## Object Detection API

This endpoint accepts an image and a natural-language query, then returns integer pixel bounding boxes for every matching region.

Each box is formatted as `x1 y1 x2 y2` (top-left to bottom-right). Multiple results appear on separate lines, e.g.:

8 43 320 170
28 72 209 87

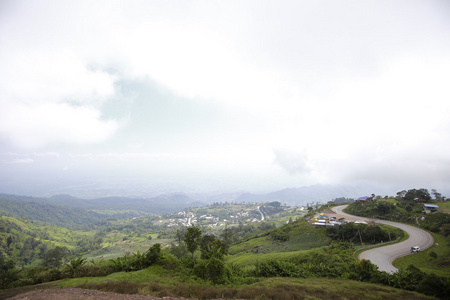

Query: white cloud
0 102 119 148
0 1 122 150
272 57 450 185
0 48 119 149
1 1 450 194
8 158 34 164
0 51 116 104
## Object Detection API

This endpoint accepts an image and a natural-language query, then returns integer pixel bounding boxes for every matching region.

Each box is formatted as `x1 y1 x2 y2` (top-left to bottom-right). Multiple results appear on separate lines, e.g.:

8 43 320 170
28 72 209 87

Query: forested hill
0 197 112 229
0 193 206 215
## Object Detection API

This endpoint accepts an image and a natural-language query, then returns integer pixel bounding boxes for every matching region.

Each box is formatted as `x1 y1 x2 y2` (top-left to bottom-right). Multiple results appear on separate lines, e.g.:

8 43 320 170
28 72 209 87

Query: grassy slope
227 219 329 268
438 201 450 213
393 232 450 277
40 266 432 300
227 248 321 268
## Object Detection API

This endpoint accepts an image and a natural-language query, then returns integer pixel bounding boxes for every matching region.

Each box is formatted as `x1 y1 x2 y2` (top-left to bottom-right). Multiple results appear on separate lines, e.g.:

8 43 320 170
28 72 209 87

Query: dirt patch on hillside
5 288 190 300
4 287 247 300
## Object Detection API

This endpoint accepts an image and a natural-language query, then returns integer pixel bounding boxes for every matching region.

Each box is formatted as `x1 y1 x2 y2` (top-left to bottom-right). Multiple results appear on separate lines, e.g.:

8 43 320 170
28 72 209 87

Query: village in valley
160 201 309 230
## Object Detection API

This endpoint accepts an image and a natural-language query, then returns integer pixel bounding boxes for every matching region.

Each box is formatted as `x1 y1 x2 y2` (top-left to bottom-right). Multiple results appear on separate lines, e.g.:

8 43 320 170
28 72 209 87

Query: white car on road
411 246 420 253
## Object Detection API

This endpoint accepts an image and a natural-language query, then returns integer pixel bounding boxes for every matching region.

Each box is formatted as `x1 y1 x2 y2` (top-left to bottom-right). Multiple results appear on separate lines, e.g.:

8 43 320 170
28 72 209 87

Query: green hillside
0 197 111 229
0 215 100 268
0 193 204 215
0 189 449 299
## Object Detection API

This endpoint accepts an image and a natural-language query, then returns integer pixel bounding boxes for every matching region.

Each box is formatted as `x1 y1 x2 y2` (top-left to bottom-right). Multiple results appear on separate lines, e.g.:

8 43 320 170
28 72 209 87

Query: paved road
331 205 434 273
257 206 265 221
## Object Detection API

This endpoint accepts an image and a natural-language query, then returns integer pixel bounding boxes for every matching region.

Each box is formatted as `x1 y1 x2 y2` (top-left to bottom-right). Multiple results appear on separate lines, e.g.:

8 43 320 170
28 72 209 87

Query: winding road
257 206 265 221
331 205 434 273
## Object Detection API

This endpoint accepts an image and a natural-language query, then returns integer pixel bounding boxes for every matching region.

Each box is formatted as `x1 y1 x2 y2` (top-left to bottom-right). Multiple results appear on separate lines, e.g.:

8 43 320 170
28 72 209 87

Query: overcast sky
1 0 449 197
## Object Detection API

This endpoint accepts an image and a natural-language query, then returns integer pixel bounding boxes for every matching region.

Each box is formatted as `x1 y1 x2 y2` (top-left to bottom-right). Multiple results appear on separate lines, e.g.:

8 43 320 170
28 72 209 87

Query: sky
1 0 450 197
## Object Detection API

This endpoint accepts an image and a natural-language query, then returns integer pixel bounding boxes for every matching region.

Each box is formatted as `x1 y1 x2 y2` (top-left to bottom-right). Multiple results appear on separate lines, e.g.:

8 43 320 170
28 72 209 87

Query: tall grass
75 277 432 300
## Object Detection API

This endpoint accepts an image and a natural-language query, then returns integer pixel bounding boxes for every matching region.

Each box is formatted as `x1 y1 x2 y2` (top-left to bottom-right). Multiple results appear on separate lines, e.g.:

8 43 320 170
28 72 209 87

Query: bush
416 273 450 298
253 260 301 278
73 263 111 278
348 260 379 282
270 228 289 242
159 251 180 270
428 251 438 259
194 257 226 284
169 244 189 259
64 257 86 277
144 243 161 266
420 213 450 234
21 266 63 284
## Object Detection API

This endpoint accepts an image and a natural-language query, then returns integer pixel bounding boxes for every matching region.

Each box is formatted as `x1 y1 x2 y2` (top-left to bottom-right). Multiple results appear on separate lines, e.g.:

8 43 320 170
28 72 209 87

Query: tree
220 227 234 251
185 227 202 265
431 189 442 201
43 246 68 268
194 253 226 284
144 243 161 266
175 227 187 246
404 189 431 202
0 254 17 288
200 235 227 260
65 257 86 277
200 234 216 259
270 228 289 242
396 190 407 199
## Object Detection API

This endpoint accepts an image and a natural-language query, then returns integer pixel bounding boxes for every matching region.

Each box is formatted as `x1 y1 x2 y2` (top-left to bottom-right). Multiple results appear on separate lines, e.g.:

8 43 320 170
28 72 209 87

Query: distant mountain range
0 193 205 214
0 193 206 229
0 183 399 229
232 184 377 206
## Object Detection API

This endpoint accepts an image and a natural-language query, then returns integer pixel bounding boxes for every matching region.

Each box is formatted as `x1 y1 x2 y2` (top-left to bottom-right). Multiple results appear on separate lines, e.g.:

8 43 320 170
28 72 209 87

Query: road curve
331 205 434 273
257 206 265 221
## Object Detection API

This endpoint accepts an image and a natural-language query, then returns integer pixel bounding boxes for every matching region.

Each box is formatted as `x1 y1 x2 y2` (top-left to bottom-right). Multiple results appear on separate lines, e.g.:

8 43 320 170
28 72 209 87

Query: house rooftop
423 204 439 208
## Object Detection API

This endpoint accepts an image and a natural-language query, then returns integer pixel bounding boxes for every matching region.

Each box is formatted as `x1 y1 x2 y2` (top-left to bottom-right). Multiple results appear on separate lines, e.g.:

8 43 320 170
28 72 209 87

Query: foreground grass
5 271 431 300
393 232 450 278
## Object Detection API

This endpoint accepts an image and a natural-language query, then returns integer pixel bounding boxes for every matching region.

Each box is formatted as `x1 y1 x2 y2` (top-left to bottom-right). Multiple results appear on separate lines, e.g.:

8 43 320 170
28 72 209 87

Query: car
411 246 420 253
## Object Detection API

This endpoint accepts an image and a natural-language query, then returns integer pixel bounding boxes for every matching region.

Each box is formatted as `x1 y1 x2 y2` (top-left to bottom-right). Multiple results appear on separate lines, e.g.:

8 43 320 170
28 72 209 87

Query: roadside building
356 196 373 203
423 204 439 213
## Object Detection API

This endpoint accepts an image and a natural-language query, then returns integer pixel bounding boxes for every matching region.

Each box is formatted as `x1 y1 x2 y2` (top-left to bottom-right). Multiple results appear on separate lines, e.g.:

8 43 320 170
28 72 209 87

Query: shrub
416 273 450 298
348 260 379 282
392 265 425 291
194 257 226 284
270 228 289 242
64 257 87 277
253 260 301 277
73 263 111 278
420 213 450 234
428 251 438 259
144 243 161 266
21 266 63 284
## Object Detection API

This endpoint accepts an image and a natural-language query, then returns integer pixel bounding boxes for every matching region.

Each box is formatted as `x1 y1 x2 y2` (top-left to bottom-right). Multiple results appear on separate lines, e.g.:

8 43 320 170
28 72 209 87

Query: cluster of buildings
311 213 343 227
164 207 260 228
